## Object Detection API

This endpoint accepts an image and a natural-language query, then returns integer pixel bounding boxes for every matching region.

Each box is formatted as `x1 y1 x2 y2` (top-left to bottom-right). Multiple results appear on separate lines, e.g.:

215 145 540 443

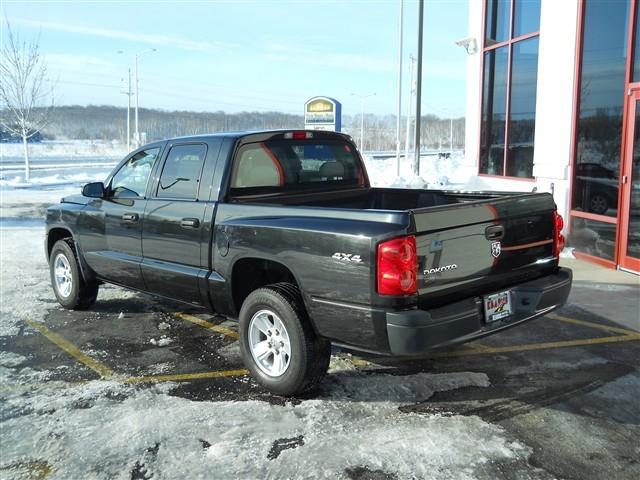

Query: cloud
12 18 227 53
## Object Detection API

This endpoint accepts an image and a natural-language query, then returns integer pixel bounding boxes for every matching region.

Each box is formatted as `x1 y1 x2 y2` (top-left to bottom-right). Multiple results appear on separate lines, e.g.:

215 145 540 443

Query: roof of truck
166 129 352 142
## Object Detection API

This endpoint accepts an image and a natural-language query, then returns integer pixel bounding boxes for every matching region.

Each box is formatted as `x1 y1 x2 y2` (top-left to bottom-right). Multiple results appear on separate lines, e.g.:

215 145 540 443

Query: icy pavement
0 352 546 480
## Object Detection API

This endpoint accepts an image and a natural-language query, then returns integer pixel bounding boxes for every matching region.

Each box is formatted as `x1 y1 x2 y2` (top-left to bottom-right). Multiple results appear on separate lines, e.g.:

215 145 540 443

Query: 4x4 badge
491 241 501 258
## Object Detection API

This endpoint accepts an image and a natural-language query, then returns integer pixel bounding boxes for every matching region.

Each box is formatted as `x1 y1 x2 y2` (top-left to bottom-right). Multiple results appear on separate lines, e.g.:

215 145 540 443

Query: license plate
483 290 512 322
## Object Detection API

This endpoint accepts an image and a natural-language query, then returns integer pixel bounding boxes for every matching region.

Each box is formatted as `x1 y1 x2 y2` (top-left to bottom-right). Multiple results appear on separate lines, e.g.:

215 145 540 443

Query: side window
157 144 207 200
111 148 159 198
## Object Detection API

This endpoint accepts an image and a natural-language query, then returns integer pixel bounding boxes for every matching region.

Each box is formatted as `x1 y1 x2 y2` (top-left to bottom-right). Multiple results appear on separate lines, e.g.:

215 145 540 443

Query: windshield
230 139 365 195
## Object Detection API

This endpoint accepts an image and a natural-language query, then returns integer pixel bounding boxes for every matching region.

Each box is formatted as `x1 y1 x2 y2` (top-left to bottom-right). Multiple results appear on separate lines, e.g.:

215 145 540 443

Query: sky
1 0 469 118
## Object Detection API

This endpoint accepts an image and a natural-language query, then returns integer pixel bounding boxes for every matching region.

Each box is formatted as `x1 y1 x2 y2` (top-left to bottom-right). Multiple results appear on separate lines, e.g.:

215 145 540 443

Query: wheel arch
230 256 313 327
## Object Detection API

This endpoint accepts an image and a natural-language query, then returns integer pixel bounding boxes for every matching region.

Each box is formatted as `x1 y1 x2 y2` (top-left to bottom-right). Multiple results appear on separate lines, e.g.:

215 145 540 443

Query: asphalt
2 260 639 480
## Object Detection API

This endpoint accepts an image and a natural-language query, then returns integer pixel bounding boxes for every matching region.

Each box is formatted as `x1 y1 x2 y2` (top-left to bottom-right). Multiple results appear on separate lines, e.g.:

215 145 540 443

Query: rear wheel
239 283 330 395
589 193 609 215
50 239 98 310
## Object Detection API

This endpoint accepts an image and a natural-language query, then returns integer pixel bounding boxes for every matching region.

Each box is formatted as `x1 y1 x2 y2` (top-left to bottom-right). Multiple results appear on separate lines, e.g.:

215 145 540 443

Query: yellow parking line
429 333 640 359
466 342 493 352
175 312 239 340
548 314 639 336
0 461 54 480
125 369 249 384
25 319 116 379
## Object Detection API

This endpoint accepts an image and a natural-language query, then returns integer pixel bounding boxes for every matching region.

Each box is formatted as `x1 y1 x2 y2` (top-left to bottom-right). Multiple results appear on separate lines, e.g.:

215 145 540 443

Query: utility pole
351 92 376 152
134 48 156 148
413 0 424 176
118 48 156 148
450 117 453 155
404 55 415 170
120 68 132 152
395 0 404 177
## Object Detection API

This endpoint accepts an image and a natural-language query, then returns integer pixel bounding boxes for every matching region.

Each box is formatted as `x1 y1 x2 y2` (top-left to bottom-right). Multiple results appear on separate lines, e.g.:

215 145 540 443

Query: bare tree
0 21 54 182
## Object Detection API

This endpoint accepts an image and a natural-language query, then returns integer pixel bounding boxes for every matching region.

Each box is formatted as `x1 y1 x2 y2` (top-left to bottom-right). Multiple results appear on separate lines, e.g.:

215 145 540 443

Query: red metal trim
620 256 640 273
617 0 639 270
502 0 515 177
569 209 618 224
573 251 617 269
477 0 487 174
567 0 586 239
483 31 540 52
619 88 640 269
478 173 536 182
502 239 553 251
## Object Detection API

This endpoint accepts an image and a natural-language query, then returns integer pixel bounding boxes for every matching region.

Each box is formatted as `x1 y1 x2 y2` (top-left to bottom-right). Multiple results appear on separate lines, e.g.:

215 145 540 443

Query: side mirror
82 182 106 198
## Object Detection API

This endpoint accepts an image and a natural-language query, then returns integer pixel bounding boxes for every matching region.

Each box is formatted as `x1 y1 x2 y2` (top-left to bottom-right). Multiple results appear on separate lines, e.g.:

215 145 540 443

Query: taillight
284 131 313 140
377 236 418 295
553 211 565 257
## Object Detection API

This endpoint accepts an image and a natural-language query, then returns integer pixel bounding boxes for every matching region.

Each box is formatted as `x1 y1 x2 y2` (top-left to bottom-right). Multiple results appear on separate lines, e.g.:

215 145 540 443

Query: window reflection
568 217 616 261
485 0 510 45
506 37 539 178
572 0 629 216
480 47 508 176
513 0 541 37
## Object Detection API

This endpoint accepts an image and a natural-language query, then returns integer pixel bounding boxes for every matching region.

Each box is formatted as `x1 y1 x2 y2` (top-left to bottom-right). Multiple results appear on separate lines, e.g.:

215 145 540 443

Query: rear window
230 140 364 194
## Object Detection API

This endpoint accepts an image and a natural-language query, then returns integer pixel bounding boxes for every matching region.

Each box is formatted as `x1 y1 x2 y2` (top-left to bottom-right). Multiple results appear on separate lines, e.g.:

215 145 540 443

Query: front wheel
239 283 330 396
50 239 99 310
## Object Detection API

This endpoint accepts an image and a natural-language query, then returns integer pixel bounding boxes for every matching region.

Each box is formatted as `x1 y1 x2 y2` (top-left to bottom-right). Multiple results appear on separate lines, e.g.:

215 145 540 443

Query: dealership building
463 0 639 273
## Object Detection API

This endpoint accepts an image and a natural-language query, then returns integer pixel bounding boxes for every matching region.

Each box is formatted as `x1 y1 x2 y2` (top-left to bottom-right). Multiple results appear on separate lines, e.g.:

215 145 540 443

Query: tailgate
413 193 557 307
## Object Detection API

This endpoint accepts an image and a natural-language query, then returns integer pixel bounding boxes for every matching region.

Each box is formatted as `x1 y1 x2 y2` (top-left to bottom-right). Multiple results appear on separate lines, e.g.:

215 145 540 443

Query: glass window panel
485 0 511 45
568 217 616 261
480 47 509 175
111 148 159 198
513 0 541 37
158 144 207 199
506 37 539 178
572 0 630 216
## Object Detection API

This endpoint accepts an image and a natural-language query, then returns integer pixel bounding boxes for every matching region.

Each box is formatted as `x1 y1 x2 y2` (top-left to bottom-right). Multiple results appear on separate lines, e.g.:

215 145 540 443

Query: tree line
30 105 464 151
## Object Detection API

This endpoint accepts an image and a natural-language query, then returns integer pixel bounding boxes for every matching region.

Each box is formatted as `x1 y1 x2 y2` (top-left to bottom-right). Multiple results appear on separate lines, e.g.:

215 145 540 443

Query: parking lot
2 265 639 480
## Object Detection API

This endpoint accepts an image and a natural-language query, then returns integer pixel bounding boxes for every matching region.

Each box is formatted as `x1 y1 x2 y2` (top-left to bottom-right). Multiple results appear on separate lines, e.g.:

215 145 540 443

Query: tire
239 283 331 396
589 193 609 215
50 239 99 310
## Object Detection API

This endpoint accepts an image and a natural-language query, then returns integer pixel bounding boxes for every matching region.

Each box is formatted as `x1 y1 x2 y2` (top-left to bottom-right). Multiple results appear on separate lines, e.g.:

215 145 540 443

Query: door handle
122 212 139 222
180 218 200 228
485 224 505 240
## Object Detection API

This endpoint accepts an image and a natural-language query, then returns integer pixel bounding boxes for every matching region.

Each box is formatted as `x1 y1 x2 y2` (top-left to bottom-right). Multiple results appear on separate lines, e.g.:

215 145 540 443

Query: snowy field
0 147 558 479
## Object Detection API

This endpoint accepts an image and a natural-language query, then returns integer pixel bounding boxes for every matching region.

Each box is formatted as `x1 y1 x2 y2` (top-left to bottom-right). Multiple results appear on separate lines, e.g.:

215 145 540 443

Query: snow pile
364 152 477 189
0 354 542 480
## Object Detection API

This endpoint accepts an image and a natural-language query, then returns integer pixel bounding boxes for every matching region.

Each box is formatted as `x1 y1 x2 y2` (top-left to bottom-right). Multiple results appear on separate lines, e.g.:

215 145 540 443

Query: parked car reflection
573 162 619 215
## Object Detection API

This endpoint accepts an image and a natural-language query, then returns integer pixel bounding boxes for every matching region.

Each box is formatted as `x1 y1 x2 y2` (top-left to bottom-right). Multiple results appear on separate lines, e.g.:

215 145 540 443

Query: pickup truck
46 130 572 395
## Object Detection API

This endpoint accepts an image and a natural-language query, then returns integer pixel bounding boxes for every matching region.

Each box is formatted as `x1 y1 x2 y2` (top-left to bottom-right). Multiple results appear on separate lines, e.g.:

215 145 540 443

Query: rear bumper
386 267 572 356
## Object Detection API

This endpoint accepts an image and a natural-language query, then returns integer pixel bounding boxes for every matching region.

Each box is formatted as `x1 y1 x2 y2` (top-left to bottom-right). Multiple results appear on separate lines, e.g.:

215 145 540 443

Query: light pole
395 0 404 177
119 68 132 152
404 55 415 171
119 48 156 148
413 0 424 177
351 92 376 152
134 48 156 147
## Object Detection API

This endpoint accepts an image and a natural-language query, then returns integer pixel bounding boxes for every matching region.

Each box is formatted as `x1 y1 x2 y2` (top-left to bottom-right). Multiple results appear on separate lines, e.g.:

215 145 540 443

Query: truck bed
230 186 557 310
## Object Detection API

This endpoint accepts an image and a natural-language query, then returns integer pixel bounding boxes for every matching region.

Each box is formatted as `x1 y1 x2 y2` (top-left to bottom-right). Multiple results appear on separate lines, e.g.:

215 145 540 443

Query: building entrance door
619 88 640 272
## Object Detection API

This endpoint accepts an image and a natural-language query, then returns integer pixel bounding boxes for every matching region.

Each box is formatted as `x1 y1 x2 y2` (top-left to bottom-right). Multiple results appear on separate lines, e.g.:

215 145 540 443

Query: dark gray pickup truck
46 130 571 395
